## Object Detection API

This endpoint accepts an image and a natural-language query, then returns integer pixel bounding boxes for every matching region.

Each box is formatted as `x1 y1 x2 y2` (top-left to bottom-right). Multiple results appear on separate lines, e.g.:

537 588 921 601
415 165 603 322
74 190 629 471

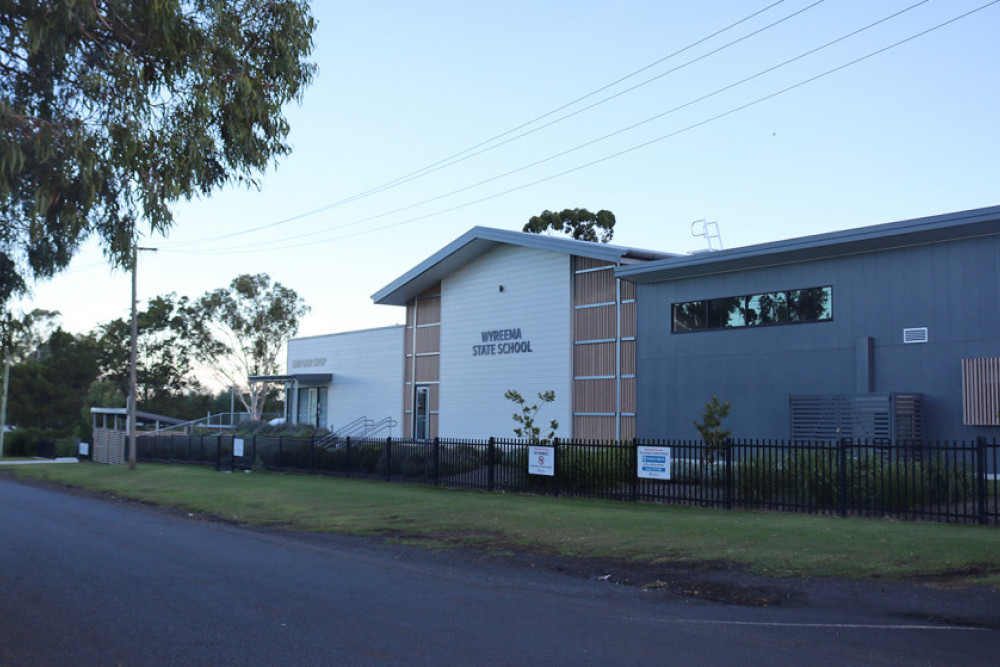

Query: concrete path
0 457 79 465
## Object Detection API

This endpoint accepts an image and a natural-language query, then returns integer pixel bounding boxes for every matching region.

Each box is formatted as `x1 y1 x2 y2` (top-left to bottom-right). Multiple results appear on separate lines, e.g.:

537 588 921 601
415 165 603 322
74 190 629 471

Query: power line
161 1 798 249
164 0 954 255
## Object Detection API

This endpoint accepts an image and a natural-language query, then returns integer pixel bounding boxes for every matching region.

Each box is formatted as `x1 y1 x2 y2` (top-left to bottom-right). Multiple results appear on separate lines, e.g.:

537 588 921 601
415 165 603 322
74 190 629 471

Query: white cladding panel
439 245 571 438
287 326 403 433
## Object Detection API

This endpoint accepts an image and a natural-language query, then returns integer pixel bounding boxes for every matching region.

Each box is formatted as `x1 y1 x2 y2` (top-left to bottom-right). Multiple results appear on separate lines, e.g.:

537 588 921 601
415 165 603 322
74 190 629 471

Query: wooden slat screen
963 358 1000 426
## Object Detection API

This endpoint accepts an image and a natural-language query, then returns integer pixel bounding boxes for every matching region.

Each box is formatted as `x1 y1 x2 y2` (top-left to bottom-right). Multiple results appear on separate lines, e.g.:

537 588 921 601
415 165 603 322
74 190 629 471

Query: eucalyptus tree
186 273 309 420
523 208 616 243
0 1 317 305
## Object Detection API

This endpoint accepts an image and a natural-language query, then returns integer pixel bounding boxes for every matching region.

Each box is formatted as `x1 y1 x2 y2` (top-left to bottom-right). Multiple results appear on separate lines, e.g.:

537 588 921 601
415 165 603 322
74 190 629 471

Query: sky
15 0 1000 352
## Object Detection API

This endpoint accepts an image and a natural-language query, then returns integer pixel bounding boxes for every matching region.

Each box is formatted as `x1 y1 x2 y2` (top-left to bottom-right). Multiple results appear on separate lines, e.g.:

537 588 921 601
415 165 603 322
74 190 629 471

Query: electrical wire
161 0 800 249
163 0 962 255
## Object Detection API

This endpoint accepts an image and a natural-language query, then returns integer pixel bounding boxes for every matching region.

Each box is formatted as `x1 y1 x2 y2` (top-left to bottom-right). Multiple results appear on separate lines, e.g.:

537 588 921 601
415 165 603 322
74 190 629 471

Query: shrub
3 428 44 457
733 446 977 511
559 444 632 491
693 396 731 464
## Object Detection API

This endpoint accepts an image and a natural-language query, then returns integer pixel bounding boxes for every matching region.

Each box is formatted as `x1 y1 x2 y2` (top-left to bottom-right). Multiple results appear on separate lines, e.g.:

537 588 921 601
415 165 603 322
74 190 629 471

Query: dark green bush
4 428 43 456
559 445 632 491
233 420 329 439
734 447 976 511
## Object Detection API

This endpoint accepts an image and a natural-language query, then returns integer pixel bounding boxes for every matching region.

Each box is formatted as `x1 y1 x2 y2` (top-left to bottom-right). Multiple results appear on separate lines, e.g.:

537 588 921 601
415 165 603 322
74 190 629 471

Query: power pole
0 345 8 459
128 246 157 470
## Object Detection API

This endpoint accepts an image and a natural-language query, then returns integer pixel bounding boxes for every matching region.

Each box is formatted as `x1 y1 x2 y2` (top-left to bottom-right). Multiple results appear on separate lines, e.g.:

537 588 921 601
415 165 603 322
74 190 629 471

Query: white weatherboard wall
439 245 571 439
287 326 404 433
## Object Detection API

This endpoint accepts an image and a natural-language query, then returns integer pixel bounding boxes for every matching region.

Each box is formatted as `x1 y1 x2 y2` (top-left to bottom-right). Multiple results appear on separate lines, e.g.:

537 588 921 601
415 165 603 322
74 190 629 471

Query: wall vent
903 327 928 344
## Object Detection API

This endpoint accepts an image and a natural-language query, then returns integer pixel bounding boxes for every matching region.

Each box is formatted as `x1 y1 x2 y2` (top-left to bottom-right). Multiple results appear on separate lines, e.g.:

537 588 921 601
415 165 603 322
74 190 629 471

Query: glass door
414 385 429 440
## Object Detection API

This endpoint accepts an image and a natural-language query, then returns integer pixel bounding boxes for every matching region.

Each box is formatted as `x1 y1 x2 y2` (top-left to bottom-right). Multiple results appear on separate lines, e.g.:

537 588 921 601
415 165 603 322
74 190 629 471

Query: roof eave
617 205 1000 284
372 226 637 306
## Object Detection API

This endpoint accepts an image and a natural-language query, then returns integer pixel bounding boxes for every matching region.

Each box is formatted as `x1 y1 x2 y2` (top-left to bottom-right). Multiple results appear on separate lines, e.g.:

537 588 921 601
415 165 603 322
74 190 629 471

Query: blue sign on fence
637 446 671 480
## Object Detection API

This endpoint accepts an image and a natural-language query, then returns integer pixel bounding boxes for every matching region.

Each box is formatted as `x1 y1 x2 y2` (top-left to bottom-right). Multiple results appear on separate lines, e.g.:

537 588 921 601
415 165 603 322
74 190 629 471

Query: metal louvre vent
903 327 928 344
789 393 923 442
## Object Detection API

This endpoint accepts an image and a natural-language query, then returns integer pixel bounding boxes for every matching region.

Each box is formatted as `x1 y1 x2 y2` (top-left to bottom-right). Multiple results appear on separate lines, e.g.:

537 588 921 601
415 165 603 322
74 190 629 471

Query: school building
281 205 1000 443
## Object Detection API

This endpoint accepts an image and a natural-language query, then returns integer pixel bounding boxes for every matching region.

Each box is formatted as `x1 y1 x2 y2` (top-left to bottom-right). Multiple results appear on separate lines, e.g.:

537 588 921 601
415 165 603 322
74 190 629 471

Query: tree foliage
1 307 60 363
0 1 317 306
186 273 309 419
523 208 616 243
504 389 559 445
7 328 99 432
95 293 199 414
693 396 731 464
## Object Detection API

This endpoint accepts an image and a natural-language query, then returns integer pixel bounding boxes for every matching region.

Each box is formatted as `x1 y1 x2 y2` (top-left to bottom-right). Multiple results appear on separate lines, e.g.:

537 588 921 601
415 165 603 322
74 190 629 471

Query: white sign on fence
233 438 245 457
637 445 671 480
528 445 555 476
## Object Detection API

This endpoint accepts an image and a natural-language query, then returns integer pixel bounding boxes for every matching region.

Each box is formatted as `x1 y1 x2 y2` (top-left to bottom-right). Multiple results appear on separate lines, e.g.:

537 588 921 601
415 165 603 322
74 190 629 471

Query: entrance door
414 385 429 440
297 387 328 429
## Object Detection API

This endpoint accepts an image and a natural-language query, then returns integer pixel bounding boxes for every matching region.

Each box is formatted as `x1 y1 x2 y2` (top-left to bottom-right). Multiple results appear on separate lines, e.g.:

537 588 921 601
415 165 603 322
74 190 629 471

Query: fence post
724 438 733 511
838 437 848 518
252 434 257 469
310 434 316 472
385 436 392 482
278 435 283 470
977 436 988 525
345 436 352 477
631 439 639 503
553 438 560 498
216 435 222 472
488 437 495 492
433 437 440 486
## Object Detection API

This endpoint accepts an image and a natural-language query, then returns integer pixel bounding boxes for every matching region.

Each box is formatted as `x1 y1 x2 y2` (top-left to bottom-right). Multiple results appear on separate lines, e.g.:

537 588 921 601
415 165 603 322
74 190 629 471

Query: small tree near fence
504 389 559 444
694 396 731 463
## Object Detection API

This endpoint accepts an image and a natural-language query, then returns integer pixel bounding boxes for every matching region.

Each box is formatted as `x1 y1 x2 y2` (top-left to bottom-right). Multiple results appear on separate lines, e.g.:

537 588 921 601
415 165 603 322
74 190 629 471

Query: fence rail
134 434 1000 525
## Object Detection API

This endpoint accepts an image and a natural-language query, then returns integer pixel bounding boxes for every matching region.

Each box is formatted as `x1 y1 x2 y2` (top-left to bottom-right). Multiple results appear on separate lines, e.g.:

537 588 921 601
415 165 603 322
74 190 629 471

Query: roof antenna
690 219 723 252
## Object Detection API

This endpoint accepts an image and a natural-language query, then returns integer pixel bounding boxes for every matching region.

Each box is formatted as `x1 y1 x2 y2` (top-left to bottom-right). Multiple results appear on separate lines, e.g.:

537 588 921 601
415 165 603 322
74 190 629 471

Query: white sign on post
233 438 245 458
637 445 671 480
528 445 555 476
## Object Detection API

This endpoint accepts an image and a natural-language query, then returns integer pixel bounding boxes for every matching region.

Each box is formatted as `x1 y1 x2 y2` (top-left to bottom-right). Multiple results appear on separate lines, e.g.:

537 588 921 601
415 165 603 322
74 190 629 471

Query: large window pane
673 285 832 333
707 296 745 328
789 286 832 322
672 301 706 332
746 292 788 326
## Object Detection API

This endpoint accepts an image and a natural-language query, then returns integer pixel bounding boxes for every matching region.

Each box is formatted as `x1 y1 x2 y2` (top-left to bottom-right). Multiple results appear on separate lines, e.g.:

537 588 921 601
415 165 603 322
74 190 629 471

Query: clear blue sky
17 0 1000 343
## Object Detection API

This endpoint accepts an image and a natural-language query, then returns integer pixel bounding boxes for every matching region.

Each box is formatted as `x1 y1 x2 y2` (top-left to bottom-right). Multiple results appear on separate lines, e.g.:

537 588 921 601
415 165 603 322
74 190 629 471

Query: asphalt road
1 476 998 666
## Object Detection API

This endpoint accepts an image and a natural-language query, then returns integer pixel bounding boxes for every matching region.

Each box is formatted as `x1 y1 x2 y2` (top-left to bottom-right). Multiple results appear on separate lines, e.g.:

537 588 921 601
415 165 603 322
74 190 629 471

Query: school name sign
472 327 534 357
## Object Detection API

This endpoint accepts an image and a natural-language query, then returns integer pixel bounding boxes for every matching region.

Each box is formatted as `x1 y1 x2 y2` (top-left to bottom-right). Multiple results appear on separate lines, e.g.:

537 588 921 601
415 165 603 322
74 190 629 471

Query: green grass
6 462 1000 584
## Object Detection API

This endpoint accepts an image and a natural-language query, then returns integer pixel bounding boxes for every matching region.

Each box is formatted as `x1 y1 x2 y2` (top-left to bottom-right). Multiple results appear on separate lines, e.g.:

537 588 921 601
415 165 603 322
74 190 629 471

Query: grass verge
6 462 1000 584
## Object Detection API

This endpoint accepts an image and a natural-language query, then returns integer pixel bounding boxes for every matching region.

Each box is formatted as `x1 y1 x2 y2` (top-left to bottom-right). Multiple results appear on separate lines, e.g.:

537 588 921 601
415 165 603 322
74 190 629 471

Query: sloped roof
372 226 674 306
616 205 1000 284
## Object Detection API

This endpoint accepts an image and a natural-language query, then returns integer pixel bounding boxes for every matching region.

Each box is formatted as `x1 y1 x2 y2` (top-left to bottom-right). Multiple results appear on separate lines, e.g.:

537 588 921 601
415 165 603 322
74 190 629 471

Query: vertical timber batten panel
574 341 616 377
573 378 616 412
404 285 441 438
962 357 1000 426
574 304 616 341
574 265 616 305
572 415 617 441
572 257 633 441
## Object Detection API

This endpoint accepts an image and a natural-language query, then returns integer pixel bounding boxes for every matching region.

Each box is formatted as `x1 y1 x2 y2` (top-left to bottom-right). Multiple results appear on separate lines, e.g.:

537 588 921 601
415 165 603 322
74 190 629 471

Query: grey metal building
617 205 1000 442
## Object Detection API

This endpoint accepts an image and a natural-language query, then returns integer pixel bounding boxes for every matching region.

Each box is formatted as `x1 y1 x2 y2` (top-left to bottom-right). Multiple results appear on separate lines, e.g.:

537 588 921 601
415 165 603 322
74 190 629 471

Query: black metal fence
134 434 1000 525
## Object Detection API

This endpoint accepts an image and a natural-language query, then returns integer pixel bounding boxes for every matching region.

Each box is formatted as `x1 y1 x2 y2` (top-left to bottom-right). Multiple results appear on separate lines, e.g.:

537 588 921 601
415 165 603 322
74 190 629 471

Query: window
672 286 831 333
